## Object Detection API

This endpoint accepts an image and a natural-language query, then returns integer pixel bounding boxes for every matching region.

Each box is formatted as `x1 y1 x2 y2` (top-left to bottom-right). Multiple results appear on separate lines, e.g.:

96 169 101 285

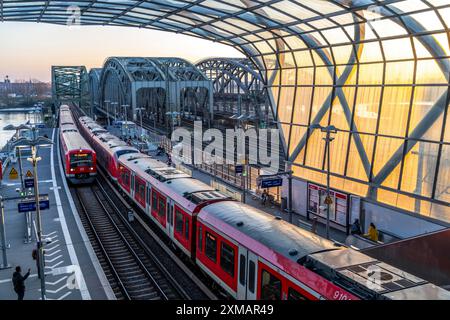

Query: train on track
70 106 450 300
58 105 97 184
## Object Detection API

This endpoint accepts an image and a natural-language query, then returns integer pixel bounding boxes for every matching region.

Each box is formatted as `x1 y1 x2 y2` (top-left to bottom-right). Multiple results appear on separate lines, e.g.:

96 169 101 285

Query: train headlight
70 168 74 172
90 167 94 170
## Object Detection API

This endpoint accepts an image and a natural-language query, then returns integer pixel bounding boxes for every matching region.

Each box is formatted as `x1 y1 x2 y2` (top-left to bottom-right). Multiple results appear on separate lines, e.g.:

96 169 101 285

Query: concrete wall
283 176 446 239
362 200 445 238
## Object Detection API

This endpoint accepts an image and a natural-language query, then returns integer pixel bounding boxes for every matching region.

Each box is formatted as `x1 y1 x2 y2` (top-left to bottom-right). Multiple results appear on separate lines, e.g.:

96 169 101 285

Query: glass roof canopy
2 0 449 223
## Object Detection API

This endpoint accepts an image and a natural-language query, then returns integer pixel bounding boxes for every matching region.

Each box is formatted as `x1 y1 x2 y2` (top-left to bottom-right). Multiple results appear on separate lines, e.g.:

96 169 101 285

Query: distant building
0 77 51 98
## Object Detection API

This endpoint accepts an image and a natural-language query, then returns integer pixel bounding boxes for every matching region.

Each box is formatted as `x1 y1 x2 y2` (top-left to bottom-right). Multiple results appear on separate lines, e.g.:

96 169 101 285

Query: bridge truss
51 66 90 114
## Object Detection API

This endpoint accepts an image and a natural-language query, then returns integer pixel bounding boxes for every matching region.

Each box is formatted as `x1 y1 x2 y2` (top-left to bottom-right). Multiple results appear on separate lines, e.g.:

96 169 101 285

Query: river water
0 111 43 150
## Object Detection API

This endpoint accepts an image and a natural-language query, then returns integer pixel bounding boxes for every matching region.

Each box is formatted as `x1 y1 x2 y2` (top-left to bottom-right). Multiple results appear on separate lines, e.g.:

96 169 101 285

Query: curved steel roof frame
4 0 450 221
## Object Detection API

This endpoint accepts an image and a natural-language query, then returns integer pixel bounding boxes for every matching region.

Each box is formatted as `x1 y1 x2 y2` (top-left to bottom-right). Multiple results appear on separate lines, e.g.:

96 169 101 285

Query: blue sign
235 165 243 174
260 177 283 188
24 178 34 188
18 197 50 213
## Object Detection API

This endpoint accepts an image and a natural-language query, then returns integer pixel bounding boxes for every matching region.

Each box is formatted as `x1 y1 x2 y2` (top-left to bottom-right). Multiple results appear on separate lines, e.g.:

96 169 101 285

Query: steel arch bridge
51 66 89 113
97 57 213 129
196 58 272 126
88 68 102 116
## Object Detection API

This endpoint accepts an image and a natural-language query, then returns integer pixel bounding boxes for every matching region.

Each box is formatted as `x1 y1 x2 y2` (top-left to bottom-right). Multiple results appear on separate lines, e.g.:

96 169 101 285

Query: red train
58 106 97 184
76 114 450 300
78 116 138 180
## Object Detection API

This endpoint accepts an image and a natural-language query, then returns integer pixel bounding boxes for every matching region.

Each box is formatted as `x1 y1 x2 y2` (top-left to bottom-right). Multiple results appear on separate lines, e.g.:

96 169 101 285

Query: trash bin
127 211 135 222
281 197 287 211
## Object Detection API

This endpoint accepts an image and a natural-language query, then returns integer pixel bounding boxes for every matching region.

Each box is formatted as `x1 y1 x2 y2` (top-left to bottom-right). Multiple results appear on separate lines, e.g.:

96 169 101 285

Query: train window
220 243 235 277
175 210 183 234
205 232 217 263
158 198 166 217
239 255 246 286
124 172 130 187
138 184 145 199
184 219 189 240
168 204 173 226
152 191 158 211
70 152 93 168
198 226 203 252
260 270 282 300
248 261 255 293
287 288 308 301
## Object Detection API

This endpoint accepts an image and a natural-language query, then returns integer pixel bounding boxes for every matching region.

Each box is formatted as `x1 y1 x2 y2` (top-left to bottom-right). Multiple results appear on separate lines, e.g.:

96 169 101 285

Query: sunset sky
0 22 243 82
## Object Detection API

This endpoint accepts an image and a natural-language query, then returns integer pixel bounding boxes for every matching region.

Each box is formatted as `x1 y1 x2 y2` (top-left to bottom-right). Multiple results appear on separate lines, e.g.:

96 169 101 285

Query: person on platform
261 189 268 206
364 222 379 242
12 266 30 300
350 219 362 235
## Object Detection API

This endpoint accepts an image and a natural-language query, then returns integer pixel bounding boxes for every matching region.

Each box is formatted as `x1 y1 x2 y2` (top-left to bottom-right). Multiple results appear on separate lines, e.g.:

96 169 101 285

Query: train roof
98 133 120 142
165 178 229 205
119 154 227 212
61 125 78 133
92 128 108 135
306 249 450 300
106 139 129 149
198 201 337 262
61 131 93 152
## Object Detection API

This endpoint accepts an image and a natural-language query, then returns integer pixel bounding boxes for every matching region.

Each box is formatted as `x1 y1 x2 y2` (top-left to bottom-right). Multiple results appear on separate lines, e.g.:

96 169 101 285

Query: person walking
12 266 31 300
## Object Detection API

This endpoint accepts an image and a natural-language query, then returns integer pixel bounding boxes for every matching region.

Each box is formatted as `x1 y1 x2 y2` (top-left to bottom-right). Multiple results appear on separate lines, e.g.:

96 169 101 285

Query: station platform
0 128 115 300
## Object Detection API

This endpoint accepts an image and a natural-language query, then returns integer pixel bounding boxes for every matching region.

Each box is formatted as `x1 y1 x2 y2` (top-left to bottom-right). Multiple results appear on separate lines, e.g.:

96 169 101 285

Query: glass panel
382 38 414 61
373 137 404 189
435 145 450 203
328 130 349 175
378 86 412 137
277 87 295 123
416 59 449 84
384 61 414 84
292 87 312 125
248 261 255 293
205 232 217 262
346 133 374 182
409 86 446 142
175 210 183 234
331 86 355 131
260 270 281 300
353 86 381 133
239 255 246 286
358 63 384 85
305 129 325 169
220 242 235 277
401 141 439 198
289 125 307 163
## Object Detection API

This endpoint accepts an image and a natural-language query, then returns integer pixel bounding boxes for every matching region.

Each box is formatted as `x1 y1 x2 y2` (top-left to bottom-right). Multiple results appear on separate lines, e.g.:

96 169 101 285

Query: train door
237 249 258 300
130 173 135 198
167 199 174 238
237 247 247 300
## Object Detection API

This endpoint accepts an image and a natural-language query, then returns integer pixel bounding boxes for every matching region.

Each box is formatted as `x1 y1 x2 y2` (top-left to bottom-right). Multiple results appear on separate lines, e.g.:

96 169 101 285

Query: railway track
72 180 188 300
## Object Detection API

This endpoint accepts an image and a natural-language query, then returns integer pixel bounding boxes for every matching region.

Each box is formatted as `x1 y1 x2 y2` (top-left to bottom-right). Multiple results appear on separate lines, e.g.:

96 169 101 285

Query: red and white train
76 113 450 301
58 106 97 184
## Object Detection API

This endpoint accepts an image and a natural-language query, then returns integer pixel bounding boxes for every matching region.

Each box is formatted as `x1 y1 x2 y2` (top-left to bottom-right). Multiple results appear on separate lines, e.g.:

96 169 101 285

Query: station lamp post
111 102 118 122
310 124 337 240
104 100 111 126
135 107 145 139
12 131 53 301
121 104 130 123
4 124 32 190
